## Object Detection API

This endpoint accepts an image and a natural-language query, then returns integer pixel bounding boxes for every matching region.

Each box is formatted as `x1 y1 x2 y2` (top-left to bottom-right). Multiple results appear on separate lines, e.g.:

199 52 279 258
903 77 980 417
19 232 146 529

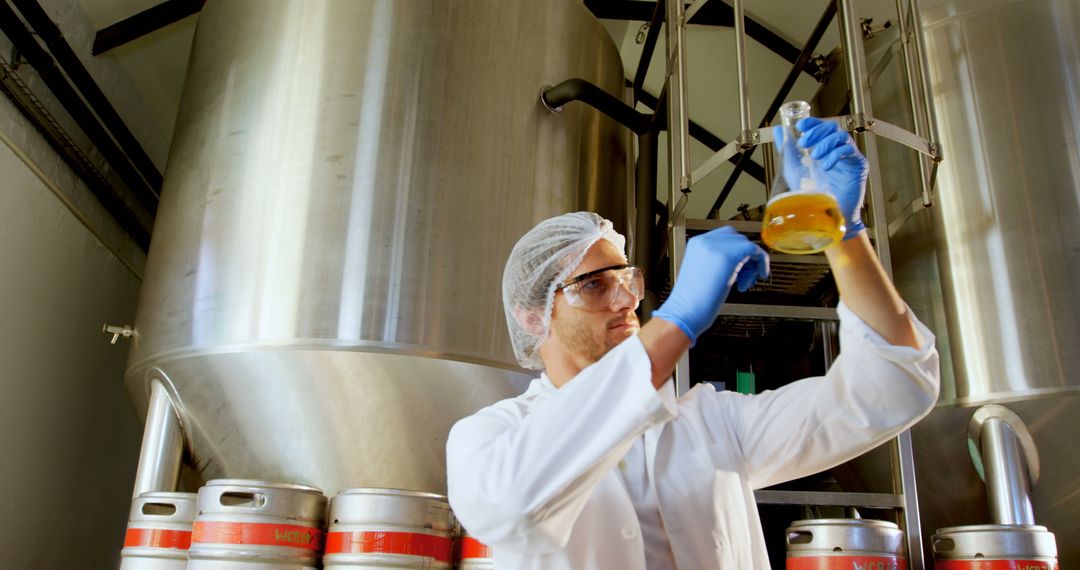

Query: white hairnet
502 212 627 370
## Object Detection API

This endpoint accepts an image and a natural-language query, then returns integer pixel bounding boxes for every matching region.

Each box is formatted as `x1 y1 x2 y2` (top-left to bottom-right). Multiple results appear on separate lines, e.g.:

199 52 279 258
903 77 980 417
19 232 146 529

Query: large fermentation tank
125 0 629 495
870 0 1080 562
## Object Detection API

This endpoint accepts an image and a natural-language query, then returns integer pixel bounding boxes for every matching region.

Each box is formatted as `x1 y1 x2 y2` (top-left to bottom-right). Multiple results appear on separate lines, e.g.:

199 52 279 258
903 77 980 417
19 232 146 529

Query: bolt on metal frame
661 0 944 563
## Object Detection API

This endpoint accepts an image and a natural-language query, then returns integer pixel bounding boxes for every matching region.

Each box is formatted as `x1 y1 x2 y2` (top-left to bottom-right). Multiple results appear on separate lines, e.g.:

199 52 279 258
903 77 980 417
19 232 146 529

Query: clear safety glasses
555 264 645 310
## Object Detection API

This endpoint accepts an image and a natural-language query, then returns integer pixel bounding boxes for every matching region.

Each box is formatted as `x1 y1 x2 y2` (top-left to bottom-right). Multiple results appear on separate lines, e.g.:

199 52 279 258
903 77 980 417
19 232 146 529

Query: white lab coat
446 302 939 569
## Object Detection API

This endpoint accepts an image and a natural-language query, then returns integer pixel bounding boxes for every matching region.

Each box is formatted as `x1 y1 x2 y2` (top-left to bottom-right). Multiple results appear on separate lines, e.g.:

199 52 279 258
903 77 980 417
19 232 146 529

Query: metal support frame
667 0 944 563
665 0 691 395
131 378 184 498
838 0 920 562
711 1 837 216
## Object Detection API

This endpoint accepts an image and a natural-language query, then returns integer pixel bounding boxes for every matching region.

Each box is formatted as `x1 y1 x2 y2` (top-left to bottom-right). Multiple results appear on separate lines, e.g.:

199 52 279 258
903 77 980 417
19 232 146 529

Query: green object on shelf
736 371 756 395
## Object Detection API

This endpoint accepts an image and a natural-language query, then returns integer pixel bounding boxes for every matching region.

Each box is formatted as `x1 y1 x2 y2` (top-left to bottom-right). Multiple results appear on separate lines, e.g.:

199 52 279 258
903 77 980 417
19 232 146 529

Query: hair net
502 212 627 370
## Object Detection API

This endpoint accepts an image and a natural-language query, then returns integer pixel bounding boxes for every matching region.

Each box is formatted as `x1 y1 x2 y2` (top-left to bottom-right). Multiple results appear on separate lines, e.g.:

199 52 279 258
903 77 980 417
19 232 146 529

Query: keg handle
219 491 268 510
787 531 813 545
142 501 179 517
931 538 955 553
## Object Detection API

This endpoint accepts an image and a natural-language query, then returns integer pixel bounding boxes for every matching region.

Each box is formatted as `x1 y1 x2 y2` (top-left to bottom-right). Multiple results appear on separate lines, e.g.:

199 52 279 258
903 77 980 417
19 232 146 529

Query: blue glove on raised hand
773 117 869 240
653 226 769 344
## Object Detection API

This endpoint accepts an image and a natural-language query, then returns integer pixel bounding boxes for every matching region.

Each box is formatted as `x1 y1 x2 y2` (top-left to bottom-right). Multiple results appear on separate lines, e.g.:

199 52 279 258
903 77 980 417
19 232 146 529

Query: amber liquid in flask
761 192 845 254
762 100 846 254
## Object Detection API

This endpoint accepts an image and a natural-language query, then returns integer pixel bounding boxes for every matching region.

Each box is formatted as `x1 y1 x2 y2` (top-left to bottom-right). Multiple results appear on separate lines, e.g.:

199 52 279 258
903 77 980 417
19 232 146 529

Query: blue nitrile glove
653 226 770 344
773 117 869 240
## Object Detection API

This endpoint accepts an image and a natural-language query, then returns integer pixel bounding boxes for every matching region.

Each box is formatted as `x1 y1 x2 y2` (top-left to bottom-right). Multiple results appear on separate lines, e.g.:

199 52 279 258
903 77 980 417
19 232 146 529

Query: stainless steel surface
785 519 904 554
121 492 197 570
980 419 1035 525
131 379 183 499
873 0 1080 562
666 0 691 395
127 0 628 495
188 480 327 569
920 0 1080 405
325 488 454 568
932 524 1058 559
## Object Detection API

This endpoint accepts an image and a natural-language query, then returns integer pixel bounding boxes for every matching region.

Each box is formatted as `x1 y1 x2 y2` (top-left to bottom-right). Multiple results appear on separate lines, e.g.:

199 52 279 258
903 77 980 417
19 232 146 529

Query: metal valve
102 323 134 344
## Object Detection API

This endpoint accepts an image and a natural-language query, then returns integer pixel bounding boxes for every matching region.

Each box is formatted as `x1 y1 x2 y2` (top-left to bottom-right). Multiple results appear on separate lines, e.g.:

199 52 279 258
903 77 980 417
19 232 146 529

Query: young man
446 118 940 568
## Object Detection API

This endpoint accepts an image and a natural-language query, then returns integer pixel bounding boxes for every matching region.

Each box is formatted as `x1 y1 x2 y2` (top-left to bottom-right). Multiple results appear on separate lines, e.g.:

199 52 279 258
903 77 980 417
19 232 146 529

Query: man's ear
513 306 547 336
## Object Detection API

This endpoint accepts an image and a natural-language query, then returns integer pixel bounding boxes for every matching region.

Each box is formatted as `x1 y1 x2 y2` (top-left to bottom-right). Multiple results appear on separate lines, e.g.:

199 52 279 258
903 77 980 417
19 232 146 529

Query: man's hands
774 117 869 240
652 227 769 344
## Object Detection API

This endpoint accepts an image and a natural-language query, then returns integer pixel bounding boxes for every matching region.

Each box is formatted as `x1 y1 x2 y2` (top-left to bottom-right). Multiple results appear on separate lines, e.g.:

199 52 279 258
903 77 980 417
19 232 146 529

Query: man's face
549 240 641 365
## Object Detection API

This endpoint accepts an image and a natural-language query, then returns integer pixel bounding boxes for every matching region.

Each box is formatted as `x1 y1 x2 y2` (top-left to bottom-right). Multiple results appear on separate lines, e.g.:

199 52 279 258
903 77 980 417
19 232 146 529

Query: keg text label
788 556 904 570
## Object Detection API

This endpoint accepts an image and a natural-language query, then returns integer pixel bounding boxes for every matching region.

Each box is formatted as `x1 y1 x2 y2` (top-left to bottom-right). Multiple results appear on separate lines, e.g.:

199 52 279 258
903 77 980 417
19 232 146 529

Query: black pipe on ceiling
11 0 164 195
0 0 154 248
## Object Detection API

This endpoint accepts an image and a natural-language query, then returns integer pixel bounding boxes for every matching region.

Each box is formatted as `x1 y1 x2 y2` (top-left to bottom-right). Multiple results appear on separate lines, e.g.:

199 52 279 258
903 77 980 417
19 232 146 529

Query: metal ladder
656 0 942 564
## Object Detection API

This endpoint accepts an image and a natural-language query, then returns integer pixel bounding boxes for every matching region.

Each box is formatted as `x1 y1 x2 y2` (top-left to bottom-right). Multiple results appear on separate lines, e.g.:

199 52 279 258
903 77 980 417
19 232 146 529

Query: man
446 118 940 568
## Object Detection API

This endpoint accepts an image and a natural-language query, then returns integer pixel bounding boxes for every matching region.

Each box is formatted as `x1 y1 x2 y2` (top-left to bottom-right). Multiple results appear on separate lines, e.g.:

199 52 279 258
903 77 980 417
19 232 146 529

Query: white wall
0 96 144 568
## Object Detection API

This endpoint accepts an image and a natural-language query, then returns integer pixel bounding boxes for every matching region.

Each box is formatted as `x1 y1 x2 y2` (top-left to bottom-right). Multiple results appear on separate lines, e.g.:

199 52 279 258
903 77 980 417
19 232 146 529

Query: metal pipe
131 380 183 498
837 0 868 118
981 418 1036 525
836 0 892 272
542 78 653 134
665 0 690 394
635 130 659 321
733 0 752 135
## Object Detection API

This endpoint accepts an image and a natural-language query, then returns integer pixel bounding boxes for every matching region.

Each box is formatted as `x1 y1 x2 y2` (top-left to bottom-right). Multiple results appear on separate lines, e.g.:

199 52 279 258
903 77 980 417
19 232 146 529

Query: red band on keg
459 536 492 560
124 528 192 549
192 521 322 550
936 561 1057 570
787 556 906 570
325 531 453 563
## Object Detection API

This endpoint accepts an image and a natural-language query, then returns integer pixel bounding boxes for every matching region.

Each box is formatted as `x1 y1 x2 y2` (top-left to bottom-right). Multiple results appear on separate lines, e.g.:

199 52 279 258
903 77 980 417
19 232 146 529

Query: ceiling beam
92 0 206 55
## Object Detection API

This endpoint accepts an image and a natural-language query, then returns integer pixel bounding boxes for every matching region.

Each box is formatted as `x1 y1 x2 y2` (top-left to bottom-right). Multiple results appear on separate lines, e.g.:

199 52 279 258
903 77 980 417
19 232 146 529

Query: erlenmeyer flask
761 101 846 254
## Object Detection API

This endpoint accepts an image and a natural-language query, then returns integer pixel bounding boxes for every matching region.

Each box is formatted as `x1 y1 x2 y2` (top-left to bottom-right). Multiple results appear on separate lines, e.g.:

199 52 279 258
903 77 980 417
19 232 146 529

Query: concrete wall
0 93 144 567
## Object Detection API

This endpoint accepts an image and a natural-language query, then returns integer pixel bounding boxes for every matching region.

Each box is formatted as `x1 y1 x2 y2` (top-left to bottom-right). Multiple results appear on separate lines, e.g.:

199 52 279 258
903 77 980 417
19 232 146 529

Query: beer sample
761 192 845 254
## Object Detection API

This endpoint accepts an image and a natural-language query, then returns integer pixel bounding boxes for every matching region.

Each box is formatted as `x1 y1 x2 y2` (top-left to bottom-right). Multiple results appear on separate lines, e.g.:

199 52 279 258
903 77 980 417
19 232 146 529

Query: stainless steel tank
866 0 1080 563
126 0 629 496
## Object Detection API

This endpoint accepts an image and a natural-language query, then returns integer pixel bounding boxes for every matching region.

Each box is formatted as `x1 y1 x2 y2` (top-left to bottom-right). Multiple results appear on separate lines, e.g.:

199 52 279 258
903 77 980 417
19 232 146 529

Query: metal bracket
735 128 759 150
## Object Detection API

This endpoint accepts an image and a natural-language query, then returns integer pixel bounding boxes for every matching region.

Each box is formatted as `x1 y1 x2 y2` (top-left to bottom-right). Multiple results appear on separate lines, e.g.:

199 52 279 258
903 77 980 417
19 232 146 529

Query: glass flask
761 101 846 254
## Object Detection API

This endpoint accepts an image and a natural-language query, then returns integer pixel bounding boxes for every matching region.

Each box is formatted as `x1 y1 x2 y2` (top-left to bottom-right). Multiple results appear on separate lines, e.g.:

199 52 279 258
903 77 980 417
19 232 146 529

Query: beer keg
187 480 327 569
786 519 905 569
120 492 197 569
933 525 1058 569
323 488 454 568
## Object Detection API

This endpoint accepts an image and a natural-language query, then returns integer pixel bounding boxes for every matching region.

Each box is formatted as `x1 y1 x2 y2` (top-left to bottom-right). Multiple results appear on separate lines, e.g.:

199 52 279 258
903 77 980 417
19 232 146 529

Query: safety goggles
555 264 645 310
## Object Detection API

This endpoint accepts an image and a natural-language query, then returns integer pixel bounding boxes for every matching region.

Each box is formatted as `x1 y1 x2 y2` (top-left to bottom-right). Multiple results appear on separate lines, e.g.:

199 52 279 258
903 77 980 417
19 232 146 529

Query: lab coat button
621 524 638 540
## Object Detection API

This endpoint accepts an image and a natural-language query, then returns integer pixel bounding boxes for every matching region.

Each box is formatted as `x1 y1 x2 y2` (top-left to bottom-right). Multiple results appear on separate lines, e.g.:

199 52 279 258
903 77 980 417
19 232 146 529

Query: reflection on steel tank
858 0 1080 563
125 0 630 496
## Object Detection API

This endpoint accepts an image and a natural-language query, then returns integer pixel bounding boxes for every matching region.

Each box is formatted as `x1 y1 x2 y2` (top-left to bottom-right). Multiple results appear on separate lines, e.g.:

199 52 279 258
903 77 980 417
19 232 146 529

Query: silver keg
323 488 454 569
456 530 493 570
932 525 1058 569
786 519 905 569
120 492 198 570
187 480 328 570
